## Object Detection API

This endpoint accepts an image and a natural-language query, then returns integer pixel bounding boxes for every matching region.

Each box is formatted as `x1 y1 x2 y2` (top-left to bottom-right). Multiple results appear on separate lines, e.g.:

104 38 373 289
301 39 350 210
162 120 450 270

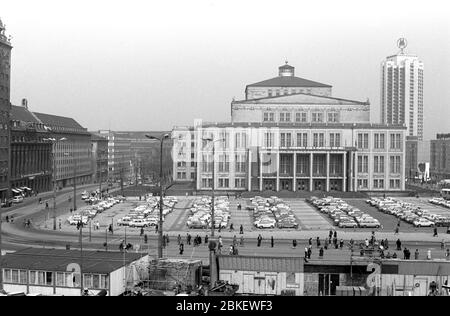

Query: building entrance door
314 180 325 191
318 273 339 296
296 180 309 191
280 179 292 191
263 179 276 191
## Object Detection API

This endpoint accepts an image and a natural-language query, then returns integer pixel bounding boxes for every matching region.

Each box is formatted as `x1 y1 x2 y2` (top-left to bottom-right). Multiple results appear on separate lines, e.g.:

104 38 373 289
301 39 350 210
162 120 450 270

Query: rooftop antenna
397 38 407 55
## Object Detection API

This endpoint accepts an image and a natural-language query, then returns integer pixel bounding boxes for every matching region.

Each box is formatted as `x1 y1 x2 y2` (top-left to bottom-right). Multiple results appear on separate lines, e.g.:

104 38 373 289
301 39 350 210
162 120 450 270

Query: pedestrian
333 230 337 239
229 223 234 232
27 219 31 228
395 227 399 234
205 235 209 245
441 239 445 250
257 234 262 247
271 236 274 248
144 234 148 244
187 233 191 245
179 242 184 255
433 227 438 237
339 239 344 249
304 247 308 258
166 234 170 245
233 235 237 247
109 224 113 234
385 238 389 249
229 245 234 255
308 238 312 246
10 215 13 223
293 239 297 249
119 241 124 252
403 247 408 260
239 235 244 247
324 238 328 250
140 228 144 236
240 224 244 234
334 237 338 248
59 219 62 230
396 239 401 251
218 236 223 248
155 224 158 233
316 237 320 248
307 246 312 259
329 229 333 239
177 234 181 245
415 248 419 260
38 197 42 204
392 252 397 259
5 215 9 223
45 201 49 209
319 247 324 258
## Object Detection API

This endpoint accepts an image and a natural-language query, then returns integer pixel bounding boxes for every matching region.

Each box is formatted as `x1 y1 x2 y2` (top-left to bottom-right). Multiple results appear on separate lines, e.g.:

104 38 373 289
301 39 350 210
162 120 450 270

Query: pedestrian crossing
286 199 333 231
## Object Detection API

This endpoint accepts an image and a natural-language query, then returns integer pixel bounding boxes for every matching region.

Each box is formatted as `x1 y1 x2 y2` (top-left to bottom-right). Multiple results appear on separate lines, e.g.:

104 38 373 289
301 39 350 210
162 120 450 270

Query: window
201 154 212 172
390 133 402 149
313 133 324 147
235 178 246 188
264 132 274 148
220 132 229 149
263 112 275 122
358 155 369 173
312 112 323 123
389 156 401 174
390 179 401 189
327 112 339 122
235 132 247 148
374 133 385 149
218 154 229 172
191 161 195 167
329 133 341 147
373 179 384 189
357 133 369 149
373 156 385 173
235 154 247 173
280 133 292 147
218 178 229 188
357 179 368 189
84 274 93 289
202 178 213 188
295 112 307 122
296 133 308 147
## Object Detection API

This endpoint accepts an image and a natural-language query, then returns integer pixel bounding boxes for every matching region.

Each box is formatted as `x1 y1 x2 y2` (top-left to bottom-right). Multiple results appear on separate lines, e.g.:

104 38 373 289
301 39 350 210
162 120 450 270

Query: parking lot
36 193 450 236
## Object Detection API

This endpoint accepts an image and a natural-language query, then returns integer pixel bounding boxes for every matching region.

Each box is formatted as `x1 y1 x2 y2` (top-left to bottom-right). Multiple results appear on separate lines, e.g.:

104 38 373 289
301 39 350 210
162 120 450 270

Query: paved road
2 193 450 263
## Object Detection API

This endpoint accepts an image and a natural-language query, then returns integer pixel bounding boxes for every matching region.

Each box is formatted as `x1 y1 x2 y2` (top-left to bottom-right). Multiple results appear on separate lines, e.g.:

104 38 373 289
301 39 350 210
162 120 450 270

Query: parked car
254 218 276 229
128 219 148 228
11 196 24 204
413 218 435 227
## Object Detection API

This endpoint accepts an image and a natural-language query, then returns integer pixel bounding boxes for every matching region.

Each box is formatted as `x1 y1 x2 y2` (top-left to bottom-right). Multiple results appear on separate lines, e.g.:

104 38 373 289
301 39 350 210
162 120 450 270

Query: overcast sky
2 0 449 140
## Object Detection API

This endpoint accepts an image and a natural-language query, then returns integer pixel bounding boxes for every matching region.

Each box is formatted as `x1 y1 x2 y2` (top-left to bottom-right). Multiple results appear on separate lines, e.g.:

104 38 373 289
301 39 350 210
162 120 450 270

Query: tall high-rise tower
380 38 424 140
0 18 12 200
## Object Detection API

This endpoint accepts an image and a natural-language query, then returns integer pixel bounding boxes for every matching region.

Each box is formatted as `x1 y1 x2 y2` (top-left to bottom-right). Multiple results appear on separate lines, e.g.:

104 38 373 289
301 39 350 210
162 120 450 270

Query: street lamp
145 133 170 259
202 137 225 239
44 137 67 230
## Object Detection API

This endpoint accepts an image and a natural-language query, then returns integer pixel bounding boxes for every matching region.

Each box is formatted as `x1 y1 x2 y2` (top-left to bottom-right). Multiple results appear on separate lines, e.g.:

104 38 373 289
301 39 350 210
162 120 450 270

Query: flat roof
1 248 145 274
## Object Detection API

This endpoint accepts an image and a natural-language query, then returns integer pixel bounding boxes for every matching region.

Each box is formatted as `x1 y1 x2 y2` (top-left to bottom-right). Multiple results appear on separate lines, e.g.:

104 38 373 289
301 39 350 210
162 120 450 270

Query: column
293 153 297 192
247 149 251 192
309 152 313 191
259 150 263 191
343 152 347 192
354 152 358 192
276 151 280 192
326 152 330 192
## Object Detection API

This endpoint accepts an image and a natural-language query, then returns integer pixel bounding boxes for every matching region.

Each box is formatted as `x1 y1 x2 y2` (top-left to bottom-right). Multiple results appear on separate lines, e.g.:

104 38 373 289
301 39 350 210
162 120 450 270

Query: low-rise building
430 133 450 181
1 248 148 296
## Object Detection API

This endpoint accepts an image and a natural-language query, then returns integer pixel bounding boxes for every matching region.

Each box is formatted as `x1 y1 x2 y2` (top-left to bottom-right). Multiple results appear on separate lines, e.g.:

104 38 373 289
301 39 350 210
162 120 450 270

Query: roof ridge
233 91 368 104
247 75 332 88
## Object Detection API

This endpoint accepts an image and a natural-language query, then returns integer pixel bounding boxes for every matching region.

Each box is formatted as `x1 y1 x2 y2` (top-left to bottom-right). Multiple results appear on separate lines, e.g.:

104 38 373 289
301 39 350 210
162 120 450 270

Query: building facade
90 133 108 185
405 136 430 182
33 111 93 189
380 39 424 140
173 63 406 192
10 101 52 194
430 133 450 181
0 19 12 201
97 130 132 183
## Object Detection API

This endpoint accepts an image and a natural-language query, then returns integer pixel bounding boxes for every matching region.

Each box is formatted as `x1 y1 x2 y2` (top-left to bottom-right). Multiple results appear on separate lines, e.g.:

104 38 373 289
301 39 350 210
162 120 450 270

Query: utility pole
79 221 84 296
73 147 77 211
0 216 3 292
211 143 215 238
52 142 57 231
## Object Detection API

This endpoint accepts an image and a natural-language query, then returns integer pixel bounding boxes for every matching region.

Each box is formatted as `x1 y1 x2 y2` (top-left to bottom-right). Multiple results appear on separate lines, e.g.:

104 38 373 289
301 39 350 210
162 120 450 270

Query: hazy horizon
2 0 449 140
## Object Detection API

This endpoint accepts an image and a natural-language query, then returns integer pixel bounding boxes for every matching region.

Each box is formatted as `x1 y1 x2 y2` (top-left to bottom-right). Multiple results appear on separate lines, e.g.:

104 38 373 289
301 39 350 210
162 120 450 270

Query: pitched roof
247 76 332 88
11 105 41 123
234 91 368 105
33 112 85 130
2 248 144 274
218 255 304 272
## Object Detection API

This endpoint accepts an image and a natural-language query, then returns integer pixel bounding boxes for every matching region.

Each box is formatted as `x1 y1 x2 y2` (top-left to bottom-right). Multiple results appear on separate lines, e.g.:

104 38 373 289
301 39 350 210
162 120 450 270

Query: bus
441 188 450 200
